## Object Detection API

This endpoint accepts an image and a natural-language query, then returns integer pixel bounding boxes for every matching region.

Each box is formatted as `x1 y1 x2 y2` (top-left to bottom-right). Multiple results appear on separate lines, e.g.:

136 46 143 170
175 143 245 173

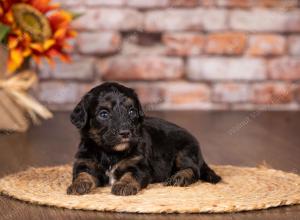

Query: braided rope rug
0 165 299 213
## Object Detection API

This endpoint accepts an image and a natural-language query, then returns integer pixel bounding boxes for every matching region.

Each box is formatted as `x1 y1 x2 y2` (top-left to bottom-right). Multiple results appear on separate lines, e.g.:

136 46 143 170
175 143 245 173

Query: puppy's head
70 82 144 152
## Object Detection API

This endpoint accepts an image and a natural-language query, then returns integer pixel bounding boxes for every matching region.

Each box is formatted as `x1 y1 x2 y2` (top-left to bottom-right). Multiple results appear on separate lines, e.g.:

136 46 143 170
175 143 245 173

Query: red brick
72 9 143 31
268 57 300 80
202 9 228 31
39 57 95 81
200 0 218 7
230 9 300 32
216 0 252 7
162 82 210 104
97 56 184 81
127 0 168 8
231 103 299 110
158 102 228 110
247 34 286 56
37 81 80 104
212 83 251 103
85 0 125 6
125 83 164 106
200 0 216 6
256 0 298 8
144 9 201 32
169 0 200 7
205 32 247 55
76 32 121 55
162 33 205 56
37 82 101 110
252 83 293 104
144 9 227 32
288 35 300 56
122 41 165 55
187 57 267 81
216 0 298 8
286 10 300 32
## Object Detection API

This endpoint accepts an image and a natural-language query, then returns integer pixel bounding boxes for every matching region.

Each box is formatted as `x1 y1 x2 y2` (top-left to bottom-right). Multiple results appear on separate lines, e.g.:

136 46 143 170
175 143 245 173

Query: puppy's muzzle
118 129 131 139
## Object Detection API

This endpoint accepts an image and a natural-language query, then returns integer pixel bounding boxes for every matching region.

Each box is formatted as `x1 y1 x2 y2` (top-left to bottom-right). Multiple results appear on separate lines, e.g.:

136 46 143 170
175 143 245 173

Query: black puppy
67 82 221 196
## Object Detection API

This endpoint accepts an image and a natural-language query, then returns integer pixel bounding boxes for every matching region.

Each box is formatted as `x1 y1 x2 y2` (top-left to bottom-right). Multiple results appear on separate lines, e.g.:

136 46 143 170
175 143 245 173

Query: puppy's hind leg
165 168 197 187
200 162 221 184
165 149 199 187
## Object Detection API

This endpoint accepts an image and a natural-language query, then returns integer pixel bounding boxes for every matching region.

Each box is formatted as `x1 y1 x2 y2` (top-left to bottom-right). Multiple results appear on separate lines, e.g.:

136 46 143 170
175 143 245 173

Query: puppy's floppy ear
132 91 144 118
137 99 144 118
70 94 92 129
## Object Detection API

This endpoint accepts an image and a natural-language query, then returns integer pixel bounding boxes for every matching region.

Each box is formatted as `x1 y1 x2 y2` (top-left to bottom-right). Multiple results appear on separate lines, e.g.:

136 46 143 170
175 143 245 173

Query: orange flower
0 0 76 73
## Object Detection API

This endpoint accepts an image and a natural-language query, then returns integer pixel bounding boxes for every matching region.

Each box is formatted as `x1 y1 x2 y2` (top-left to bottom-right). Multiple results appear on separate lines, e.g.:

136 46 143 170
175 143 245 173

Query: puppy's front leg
111 158 150 196
111 172 142 196
67 158 105 195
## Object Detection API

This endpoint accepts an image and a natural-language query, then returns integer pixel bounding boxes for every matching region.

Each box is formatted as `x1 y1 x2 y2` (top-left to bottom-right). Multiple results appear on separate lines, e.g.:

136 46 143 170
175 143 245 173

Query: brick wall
37 0 300 111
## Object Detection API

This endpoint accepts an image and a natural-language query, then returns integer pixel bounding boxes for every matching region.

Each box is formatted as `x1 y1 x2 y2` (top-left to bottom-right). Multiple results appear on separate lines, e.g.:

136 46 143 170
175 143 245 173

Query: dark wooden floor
0 111 299 220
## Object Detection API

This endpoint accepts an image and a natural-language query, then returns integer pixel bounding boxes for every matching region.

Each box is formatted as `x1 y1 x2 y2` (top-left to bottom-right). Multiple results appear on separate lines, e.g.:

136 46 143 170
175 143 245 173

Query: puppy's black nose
119 130 130 138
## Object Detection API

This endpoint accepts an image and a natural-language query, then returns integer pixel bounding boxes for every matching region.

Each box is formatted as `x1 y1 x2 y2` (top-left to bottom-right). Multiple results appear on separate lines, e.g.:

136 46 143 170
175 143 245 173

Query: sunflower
0 0 76 73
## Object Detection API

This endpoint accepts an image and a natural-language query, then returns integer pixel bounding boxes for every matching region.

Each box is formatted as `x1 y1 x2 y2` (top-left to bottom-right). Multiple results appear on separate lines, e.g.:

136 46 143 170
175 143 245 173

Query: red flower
0 0 76 72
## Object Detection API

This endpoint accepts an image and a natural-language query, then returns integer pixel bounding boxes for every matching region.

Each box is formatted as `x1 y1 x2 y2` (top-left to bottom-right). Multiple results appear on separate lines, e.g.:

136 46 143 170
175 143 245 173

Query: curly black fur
67 82 221 196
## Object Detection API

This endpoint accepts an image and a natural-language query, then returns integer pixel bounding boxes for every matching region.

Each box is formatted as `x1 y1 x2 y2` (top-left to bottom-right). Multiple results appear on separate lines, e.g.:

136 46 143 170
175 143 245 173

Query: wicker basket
0 47 52 132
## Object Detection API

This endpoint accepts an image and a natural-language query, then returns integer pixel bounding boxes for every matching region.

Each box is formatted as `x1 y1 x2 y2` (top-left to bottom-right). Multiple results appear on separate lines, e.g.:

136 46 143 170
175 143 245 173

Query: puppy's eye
128 108 137 117
99 110 110 120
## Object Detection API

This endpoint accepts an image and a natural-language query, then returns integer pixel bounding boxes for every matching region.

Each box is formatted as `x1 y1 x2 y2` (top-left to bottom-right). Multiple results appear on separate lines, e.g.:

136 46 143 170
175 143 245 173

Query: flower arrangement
0 0 77 132
0 0 76 73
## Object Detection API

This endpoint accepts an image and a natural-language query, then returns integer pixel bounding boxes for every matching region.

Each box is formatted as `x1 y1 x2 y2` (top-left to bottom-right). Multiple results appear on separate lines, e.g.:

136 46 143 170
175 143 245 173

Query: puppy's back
143 116 199 148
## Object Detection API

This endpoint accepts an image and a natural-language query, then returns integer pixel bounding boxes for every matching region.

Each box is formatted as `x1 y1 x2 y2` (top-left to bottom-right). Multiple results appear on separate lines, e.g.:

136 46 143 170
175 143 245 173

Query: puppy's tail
199 162 221 184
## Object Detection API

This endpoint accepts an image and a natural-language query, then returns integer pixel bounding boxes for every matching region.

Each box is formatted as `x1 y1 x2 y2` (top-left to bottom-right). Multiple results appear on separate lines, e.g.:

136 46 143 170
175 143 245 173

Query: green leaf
69 11 84 20
0 23 10 42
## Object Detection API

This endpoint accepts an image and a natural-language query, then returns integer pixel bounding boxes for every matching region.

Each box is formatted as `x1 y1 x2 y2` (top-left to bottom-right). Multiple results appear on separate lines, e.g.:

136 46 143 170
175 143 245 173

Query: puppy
67 82 221 196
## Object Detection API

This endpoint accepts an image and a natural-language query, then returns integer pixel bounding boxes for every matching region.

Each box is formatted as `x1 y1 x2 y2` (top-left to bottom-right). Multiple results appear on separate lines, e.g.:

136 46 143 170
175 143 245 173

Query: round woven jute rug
0 165 299 213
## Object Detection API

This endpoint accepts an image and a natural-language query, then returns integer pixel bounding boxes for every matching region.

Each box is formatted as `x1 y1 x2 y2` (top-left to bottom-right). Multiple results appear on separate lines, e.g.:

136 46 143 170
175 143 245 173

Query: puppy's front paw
67 181 94 195
67 173 96 195
111 181 138 196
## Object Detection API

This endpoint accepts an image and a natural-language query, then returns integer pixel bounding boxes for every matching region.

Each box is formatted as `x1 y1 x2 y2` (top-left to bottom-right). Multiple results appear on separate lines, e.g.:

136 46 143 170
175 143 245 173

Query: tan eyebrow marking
98 101 112 109
123 97 134 106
